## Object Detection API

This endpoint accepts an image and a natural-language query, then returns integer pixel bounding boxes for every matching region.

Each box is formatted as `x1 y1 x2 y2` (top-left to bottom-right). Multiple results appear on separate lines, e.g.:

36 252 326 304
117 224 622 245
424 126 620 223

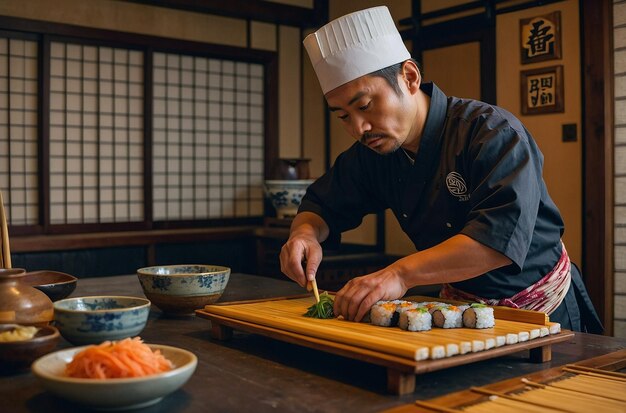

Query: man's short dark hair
368 59 421 95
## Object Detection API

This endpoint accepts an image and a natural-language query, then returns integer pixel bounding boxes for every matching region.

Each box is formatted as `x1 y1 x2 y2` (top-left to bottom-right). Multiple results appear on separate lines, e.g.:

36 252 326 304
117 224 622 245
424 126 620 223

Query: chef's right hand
279 232 323 288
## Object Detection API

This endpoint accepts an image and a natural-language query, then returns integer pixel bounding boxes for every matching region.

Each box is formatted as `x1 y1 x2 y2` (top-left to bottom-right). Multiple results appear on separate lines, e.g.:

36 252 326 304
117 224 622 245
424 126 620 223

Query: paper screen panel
152 53 264 221
0 37 39 226
49 42 144 224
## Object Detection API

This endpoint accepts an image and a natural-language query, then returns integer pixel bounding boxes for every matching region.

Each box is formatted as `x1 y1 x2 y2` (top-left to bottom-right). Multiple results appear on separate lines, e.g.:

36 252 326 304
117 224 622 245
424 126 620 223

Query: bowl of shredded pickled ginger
0 324 60 373
31 337 197 410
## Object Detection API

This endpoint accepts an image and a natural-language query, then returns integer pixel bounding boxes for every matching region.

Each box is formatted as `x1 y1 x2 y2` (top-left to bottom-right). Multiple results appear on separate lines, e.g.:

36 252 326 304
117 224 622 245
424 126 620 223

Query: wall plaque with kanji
520 65 564 115
520 11 561 64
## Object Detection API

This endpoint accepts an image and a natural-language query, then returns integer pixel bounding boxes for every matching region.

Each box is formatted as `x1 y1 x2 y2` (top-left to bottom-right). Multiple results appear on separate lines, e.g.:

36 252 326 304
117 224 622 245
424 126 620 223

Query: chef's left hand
333 267 408 322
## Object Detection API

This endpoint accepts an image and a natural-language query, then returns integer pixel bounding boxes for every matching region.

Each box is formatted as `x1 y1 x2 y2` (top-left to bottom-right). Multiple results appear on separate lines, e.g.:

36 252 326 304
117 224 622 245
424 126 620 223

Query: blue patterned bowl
264 179 314 219
53 296 150 345
136 265 231 315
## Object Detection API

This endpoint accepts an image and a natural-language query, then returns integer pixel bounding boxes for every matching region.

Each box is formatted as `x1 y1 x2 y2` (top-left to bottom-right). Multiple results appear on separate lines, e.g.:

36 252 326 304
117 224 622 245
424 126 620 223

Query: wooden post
211 321 233 341
529 344 551 363
387 368 416 395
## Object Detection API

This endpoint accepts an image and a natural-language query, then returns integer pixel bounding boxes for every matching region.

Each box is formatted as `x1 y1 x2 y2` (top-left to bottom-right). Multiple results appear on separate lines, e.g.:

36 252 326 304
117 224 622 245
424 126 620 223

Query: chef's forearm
393 234 512 287
290 211 330 243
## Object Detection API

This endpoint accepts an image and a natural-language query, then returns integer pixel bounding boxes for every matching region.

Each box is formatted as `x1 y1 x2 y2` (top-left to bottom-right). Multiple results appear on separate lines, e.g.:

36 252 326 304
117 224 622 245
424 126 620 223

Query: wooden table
2 273 625 412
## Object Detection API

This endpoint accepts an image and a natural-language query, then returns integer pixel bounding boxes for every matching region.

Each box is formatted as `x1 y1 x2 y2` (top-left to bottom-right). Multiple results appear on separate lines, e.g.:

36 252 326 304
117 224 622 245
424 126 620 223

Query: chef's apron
549 263 603 333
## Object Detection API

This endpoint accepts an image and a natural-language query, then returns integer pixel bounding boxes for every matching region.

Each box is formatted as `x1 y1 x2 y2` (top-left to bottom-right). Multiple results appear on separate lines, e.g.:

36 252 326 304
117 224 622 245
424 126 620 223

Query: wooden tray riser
197 295 574 395
201 296 564 362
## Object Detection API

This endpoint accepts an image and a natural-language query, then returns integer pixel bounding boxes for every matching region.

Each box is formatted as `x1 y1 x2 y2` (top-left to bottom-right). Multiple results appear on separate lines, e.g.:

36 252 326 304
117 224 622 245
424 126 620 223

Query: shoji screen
49 42 144 224
0 37 38 226
152 52 264 221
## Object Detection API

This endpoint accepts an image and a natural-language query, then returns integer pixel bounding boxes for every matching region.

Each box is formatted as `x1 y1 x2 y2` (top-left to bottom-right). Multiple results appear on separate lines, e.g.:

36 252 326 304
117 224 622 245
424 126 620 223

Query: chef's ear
401 60 421 94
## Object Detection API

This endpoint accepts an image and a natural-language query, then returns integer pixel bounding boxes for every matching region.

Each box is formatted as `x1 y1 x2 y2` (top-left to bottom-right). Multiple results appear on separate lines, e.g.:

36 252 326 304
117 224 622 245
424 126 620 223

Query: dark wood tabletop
2 273 625 413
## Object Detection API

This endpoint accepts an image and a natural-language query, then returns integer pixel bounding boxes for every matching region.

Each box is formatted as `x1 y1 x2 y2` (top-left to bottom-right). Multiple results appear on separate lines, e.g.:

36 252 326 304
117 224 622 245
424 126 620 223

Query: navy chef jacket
299 82 564 299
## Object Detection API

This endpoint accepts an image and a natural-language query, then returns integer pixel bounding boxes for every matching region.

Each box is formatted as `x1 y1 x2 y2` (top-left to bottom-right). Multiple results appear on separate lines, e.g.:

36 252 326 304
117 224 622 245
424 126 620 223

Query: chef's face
325 65 418 155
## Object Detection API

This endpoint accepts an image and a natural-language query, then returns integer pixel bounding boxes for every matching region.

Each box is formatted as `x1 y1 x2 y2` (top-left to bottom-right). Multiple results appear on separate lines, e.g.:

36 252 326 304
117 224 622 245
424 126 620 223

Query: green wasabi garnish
470 303 487 308
304 291 334 319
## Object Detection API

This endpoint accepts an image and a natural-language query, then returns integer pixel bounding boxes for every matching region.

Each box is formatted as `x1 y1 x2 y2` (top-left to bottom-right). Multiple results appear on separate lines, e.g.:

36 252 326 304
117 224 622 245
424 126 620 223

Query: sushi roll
396 300 419 316
431 305 464 328
462 303 495 329
398 307 432 331
370 301 399 327
422 302 446 311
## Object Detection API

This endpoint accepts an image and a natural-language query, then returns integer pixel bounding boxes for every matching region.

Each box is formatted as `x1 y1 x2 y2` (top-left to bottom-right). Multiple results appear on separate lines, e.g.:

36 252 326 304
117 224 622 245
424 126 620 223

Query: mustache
360 133 386 144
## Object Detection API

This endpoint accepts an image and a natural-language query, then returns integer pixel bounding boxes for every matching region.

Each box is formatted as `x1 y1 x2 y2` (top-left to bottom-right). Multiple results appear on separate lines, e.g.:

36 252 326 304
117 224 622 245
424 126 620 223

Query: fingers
333 269 409 322
304 247 322 282
334 276 383 321
279 242 306 287
355 291 381 322
279 238 323 288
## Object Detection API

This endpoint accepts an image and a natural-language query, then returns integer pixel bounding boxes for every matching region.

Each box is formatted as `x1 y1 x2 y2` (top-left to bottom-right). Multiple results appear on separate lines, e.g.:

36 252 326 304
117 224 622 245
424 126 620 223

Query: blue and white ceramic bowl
136 265 231 315
264 179 314 219
53 296 150 345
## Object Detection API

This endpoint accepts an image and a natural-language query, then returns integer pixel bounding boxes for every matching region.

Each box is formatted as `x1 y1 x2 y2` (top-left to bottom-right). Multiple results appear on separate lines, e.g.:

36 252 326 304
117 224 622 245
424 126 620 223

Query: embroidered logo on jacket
446 172 469 201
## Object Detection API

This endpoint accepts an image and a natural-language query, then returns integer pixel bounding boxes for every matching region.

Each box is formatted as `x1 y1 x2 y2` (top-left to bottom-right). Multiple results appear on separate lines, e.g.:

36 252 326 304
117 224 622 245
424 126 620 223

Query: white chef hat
303 6 411 95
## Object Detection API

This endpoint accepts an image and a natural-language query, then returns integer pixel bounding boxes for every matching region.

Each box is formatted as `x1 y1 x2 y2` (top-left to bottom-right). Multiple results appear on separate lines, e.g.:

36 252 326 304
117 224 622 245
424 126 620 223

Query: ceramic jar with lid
0 268 54 326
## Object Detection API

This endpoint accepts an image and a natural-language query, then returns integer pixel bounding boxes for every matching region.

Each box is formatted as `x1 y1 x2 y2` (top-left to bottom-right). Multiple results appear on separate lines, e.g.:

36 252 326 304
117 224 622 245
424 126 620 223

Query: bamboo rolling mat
415 354 626 413
400 350 626 413
200 295 567 362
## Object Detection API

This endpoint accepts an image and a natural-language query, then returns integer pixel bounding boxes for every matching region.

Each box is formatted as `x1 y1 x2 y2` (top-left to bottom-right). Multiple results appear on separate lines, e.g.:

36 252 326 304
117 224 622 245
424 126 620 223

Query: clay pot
0 268 54 326
273 158 311 180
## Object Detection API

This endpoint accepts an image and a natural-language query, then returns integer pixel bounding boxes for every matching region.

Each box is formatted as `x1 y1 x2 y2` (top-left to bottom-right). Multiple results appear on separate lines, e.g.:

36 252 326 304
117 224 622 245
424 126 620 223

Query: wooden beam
9 226 256 252
122 0 326 27
581 0 614 335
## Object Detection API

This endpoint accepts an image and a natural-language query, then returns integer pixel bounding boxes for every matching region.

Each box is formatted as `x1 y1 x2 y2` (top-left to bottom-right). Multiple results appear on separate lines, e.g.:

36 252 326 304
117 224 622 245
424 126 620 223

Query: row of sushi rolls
366 300 560 359
369 300 495 331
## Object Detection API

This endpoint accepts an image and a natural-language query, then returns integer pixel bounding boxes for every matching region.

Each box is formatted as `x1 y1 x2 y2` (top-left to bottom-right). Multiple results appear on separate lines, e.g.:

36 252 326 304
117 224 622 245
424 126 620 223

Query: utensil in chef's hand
302 259 320 303
308 279 320 304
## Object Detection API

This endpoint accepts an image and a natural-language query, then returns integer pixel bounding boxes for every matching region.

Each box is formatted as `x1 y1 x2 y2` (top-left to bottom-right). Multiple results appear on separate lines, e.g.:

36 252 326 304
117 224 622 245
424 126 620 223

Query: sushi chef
279 6 602 333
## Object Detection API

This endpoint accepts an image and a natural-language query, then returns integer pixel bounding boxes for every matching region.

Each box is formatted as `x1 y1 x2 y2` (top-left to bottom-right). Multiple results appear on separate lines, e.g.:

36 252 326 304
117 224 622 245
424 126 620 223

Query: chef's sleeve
298 145 386 249
460 124 543 273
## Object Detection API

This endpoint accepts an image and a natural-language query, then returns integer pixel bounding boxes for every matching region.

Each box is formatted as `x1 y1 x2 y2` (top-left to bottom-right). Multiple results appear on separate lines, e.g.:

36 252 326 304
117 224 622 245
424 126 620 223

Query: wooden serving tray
196 295 574 395
384 349 626 412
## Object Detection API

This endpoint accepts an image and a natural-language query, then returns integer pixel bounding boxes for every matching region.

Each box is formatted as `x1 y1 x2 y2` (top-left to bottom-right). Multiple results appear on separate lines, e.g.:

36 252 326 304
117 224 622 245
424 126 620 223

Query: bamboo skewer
0 190 10 269
0 233 4 268
563 365 626 379
308 279 320 303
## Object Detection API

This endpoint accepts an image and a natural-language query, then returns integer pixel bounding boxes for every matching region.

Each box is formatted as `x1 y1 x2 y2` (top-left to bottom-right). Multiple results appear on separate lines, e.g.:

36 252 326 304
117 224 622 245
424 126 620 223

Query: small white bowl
54 296 151 345
32 344 197 410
